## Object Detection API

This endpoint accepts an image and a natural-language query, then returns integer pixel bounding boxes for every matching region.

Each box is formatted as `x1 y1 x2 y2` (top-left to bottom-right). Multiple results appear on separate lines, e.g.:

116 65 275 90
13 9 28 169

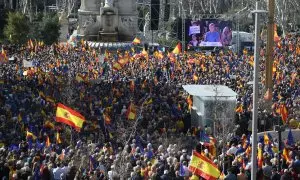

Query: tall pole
237 12 240 54
265 0 275 92
251 1 267 179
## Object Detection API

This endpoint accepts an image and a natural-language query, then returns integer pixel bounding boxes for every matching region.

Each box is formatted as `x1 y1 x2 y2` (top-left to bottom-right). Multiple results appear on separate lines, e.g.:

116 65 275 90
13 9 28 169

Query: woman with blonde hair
221 26 232 46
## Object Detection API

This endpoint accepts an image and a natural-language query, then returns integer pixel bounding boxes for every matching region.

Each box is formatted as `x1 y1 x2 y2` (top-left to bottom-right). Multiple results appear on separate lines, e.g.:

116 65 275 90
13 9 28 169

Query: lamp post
274 125 285 171
251 1 267 180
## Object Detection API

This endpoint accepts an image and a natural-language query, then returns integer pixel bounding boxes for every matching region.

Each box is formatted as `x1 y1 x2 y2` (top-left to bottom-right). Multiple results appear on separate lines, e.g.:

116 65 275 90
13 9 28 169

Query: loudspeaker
150 0 160 30
164 0 170 22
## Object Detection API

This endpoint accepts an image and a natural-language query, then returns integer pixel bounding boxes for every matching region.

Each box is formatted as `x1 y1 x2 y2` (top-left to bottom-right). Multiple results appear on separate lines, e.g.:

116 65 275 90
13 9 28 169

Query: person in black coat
0 162 10 180
270 168 281 180
160 170 170 180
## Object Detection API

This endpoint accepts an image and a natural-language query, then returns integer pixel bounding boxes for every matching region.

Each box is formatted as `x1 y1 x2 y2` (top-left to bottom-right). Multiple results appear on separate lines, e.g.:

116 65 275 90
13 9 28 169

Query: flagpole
251 2 267 180
70 127 73 145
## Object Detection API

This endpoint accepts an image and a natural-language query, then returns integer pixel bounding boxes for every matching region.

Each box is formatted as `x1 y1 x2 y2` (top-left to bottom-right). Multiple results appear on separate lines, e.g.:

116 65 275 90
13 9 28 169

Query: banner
23 60 34 67
189 26 201 36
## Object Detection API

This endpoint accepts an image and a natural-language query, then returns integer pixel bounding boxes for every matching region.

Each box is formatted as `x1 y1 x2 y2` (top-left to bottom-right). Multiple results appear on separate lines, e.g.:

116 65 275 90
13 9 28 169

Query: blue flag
287 129 294 146
28 139 33 149
135 136 144 154
199 130 210 143
89 156 97 171
258 136 264 145
179 163 185 176
8 144 19 152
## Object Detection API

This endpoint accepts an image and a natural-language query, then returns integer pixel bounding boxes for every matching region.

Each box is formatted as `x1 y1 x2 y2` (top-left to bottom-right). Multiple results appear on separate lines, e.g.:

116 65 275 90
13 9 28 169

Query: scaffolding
136 0 246 49
137 0 179 48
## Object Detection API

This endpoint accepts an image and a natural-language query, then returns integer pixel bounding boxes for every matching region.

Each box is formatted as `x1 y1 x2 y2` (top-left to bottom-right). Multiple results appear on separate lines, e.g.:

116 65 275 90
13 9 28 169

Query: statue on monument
144 12 150 38
99 0 118 33
104 0 114 7
77 0 137 41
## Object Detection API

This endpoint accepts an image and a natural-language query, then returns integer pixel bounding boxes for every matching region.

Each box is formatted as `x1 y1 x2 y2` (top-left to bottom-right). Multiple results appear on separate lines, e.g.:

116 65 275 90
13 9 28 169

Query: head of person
223 27 230 35
192 35 197 41
209 23 216 32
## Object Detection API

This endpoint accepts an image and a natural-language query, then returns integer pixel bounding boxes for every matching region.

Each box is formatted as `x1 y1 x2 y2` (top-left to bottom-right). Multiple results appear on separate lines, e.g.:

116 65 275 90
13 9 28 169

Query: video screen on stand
187 19 232 48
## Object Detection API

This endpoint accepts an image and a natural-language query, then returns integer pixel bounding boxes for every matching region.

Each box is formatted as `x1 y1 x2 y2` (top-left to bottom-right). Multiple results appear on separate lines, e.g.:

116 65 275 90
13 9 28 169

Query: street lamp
274 125 285 171
251 1 267 180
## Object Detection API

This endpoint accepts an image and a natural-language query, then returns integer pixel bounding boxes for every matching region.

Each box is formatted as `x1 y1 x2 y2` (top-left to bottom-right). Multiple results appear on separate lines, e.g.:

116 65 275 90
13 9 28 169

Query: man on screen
204 23 220 42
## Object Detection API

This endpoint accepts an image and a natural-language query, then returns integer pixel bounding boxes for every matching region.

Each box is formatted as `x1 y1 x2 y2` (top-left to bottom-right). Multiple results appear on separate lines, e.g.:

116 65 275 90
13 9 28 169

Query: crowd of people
0 33 299 180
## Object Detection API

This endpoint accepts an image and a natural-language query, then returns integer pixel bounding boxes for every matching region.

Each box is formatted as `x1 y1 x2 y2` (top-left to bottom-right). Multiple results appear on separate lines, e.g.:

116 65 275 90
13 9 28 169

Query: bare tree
112 95 150 179
209 86 236 153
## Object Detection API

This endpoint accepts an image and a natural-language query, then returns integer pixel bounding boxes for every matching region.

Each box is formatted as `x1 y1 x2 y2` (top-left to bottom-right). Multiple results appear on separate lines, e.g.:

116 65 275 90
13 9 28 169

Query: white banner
189 26 200 36
23 60 34 67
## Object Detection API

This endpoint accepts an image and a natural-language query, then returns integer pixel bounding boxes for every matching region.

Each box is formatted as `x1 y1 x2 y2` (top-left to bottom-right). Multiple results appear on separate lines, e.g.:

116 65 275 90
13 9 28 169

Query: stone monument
78 0 137 42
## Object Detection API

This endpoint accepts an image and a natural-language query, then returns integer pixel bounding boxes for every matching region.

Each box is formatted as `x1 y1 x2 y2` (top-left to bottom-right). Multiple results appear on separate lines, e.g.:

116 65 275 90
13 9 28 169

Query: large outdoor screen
187 19 232 47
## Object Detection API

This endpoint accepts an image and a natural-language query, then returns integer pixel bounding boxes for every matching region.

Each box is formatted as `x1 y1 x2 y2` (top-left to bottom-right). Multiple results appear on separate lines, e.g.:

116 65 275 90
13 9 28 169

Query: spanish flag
113 62 122 71
142 48 149 60
188 151 220 180
172 43 182 54
144 98 153 106
235 104 243 113
282 148 291 163
132 37 141 44
130 80 135 92
258 147 263 168
127 102 137 120
154 76 158 86
56 103 85 131
187 95 193 110
46 96 55 104
264 132 269 145
44 120 55 129
274 24 280 43
46 136 51 147
1 48 7 61
103 113 111 125
193 74 199 82
26 131 37 140
278 104 288 124
56 132 62 144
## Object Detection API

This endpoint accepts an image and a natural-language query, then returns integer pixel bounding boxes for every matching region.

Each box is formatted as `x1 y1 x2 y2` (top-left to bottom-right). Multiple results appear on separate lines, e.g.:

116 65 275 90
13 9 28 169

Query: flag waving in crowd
0 29 299 180
56 103 85 131
188 151 220 180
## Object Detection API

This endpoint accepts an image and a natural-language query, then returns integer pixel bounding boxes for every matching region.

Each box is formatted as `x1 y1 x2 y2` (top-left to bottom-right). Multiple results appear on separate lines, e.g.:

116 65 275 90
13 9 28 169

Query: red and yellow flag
188 151 220 180
103 113 111 125
235 104 243 113
258 147 263 168
264 132 269 145
56 132 62 144
26 131 37 140
127 102 137 120
187 95 193 110
113 62 122 71
130 80 135 92
56 103 85 131
132 37 141 44
46 136 51 147
282 148 291 163
1 48 7 61
172 43 182 54
278 104 288 124
44 120 55 129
